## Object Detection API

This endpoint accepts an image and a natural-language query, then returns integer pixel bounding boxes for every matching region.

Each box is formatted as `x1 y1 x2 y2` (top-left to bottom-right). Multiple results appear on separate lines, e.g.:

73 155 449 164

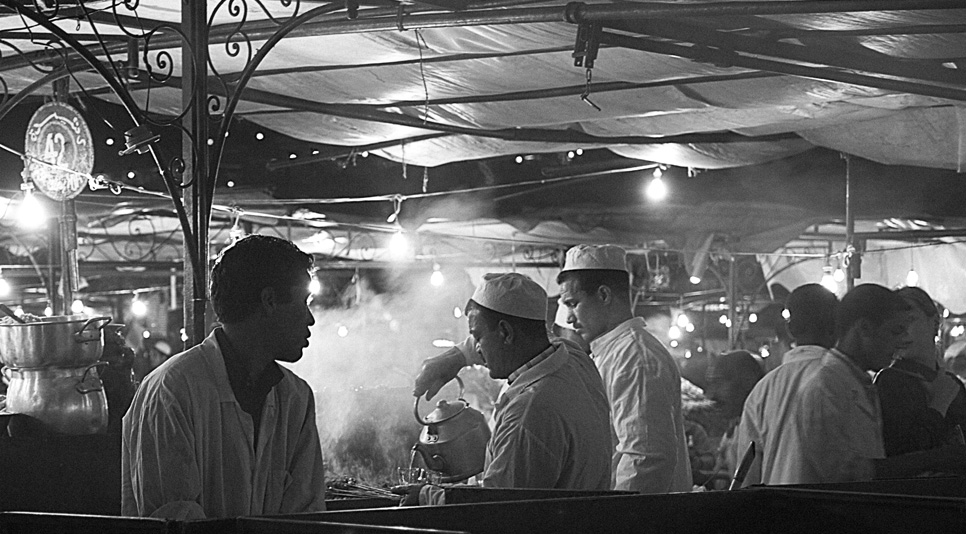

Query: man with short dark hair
736 283 838 486
556 244 692 494
122 235 325 519
779 283 909 483
705 350 764 478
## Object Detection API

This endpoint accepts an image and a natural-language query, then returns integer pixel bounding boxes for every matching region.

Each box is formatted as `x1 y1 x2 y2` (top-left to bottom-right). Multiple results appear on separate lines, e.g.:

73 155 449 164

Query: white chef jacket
739 346 884 486
121 330 326 518
483 341 612 490
787 349 884 484
589 318 692 494
736 344 828 486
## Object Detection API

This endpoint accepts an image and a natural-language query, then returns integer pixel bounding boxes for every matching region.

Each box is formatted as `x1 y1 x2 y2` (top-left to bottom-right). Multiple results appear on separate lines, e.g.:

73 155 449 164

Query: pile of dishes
0 314 112 435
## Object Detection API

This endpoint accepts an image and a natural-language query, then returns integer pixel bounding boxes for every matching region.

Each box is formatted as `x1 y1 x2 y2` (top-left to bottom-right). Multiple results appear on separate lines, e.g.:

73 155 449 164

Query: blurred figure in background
946 344 966 384
737 283 838 486
705 350 764 481
875 286 966 457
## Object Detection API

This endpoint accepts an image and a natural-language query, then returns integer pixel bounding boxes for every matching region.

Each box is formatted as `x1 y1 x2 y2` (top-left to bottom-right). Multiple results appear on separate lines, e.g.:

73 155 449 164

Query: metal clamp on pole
572 22 601 68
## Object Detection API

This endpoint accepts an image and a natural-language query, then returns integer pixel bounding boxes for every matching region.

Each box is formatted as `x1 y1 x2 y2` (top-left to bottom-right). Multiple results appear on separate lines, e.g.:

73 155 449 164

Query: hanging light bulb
906 249 919 286
71 299 85 314
821 260 837 293
430 263 444 287
821 271 837 293
645 176 668 201
228 209 245 242
905 268 919 287
668 325 682 340
18 181 45 229
833 266 846 283
388 231 410 261
131 295 148 317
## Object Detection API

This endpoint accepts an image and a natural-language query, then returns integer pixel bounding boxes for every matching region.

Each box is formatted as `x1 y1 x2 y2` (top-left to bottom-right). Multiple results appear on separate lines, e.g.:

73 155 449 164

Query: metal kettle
412 377 491 483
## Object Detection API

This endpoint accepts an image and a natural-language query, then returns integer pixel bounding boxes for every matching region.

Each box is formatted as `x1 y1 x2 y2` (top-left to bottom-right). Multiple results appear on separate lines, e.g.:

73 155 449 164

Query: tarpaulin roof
1 0 966 307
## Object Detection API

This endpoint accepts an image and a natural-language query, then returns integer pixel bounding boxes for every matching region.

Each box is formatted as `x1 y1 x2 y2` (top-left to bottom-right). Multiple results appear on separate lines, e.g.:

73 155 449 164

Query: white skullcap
561 244 628 273
470 272 547 321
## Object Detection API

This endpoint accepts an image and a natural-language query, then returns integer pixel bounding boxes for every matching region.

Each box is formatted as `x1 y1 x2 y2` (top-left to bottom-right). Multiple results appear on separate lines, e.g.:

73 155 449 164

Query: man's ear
596 284 613 305
498 319 514 345
260 286 279 314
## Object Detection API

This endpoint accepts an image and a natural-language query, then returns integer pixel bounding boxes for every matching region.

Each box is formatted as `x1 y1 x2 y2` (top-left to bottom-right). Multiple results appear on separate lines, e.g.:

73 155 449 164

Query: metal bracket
572 23 601 69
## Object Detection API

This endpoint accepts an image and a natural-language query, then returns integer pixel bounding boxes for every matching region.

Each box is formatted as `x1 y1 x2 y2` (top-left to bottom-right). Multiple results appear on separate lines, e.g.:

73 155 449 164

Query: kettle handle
413 375 465 425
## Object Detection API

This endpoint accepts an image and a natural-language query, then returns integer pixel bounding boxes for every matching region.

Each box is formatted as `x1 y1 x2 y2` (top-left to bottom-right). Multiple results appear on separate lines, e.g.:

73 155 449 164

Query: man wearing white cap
556 244 692 494
415 272 612 490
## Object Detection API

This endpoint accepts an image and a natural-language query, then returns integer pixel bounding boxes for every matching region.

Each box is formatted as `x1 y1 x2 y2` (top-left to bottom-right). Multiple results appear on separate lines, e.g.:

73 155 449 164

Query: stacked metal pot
0 315 112 435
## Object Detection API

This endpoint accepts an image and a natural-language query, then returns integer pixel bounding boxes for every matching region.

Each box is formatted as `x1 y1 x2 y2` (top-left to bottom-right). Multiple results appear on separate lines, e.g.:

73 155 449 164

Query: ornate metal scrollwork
78 214 183 263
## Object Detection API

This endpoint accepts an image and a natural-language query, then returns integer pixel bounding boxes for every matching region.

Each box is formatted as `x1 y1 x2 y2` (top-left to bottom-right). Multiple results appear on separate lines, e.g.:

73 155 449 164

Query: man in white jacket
556 244 692 494
122 235 326 519
415 272 612 491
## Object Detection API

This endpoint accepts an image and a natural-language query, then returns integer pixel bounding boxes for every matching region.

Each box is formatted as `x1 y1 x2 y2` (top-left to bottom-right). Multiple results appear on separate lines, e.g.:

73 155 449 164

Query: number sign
24 102 94 201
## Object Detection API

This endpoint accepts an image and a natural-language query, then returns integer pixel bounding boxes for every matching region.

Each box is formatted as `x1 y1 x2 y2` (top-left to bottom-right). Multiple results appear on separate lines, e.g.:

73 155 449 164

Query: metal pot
412 377 491 483
0 315 111 368
3 363 109 435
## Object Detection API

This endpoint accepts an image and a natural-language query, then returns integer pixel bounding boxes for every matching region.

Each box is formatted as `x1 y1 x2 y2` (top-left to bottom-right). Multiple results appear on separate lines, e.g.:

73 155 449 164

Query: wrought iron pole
183 0 210 348
844 154 856 292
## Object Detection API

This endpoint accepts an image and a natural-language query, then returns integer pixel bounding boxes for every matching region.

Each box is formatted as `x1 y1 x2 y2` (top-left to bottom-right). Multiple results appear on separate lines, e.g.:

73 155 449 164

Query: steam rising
286 265 486 483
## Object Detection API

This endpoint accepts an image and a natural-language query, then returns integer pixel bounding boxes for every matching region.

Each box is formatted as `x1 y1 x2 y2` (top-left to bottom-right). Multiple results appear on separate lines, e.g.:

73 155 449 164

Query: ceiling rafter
599 31 966 102
608 18 966 87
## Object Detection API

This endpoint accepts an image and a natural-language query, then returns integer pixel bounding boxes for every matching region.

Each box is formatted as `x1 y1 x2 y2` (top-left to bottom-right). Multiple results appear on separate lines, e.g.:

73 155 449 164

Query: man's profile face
268 272 316 363
467 308 512 380
864 311 910 371
558 279 608 344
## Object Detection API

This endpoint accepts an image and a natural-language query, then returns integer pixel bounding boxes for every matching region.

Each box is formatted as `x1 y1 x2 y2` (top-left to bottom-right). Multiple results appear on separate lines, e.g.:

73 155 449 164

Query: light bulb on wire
430 263 444 287
821 271 837 293
388 231 410 261
645 176 668 201
131 296 148 317
18 181 45 229
905 268 919 287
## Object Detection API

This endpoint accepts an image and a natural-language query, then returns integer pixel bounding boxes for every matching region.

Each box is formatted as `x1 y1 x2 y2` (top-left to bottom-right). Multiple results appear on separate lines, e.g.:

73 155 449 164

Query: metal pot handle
413 375 465 425
74 316 112 344
76 362 109 395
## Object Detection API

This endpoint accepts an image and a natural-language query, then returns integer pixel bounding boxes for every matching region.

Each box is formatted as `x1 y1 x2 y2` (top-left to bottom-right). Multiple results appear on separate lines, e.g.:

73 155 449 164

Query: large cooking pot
0 315 111 368
4 363 109 435
412 377 490 483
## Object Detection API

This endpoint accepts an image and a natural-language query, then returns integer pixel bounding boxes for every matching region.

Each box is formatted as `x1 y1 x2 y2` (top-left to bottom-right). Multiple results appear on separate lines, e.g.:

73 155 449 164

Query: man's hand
413 346 467 400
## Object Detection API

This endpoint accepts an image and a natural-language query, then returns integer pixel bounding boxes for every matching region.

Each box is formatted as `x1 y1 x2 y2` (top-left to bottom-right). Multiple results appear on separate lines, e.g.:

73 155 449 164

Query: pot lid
422 399 468 424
